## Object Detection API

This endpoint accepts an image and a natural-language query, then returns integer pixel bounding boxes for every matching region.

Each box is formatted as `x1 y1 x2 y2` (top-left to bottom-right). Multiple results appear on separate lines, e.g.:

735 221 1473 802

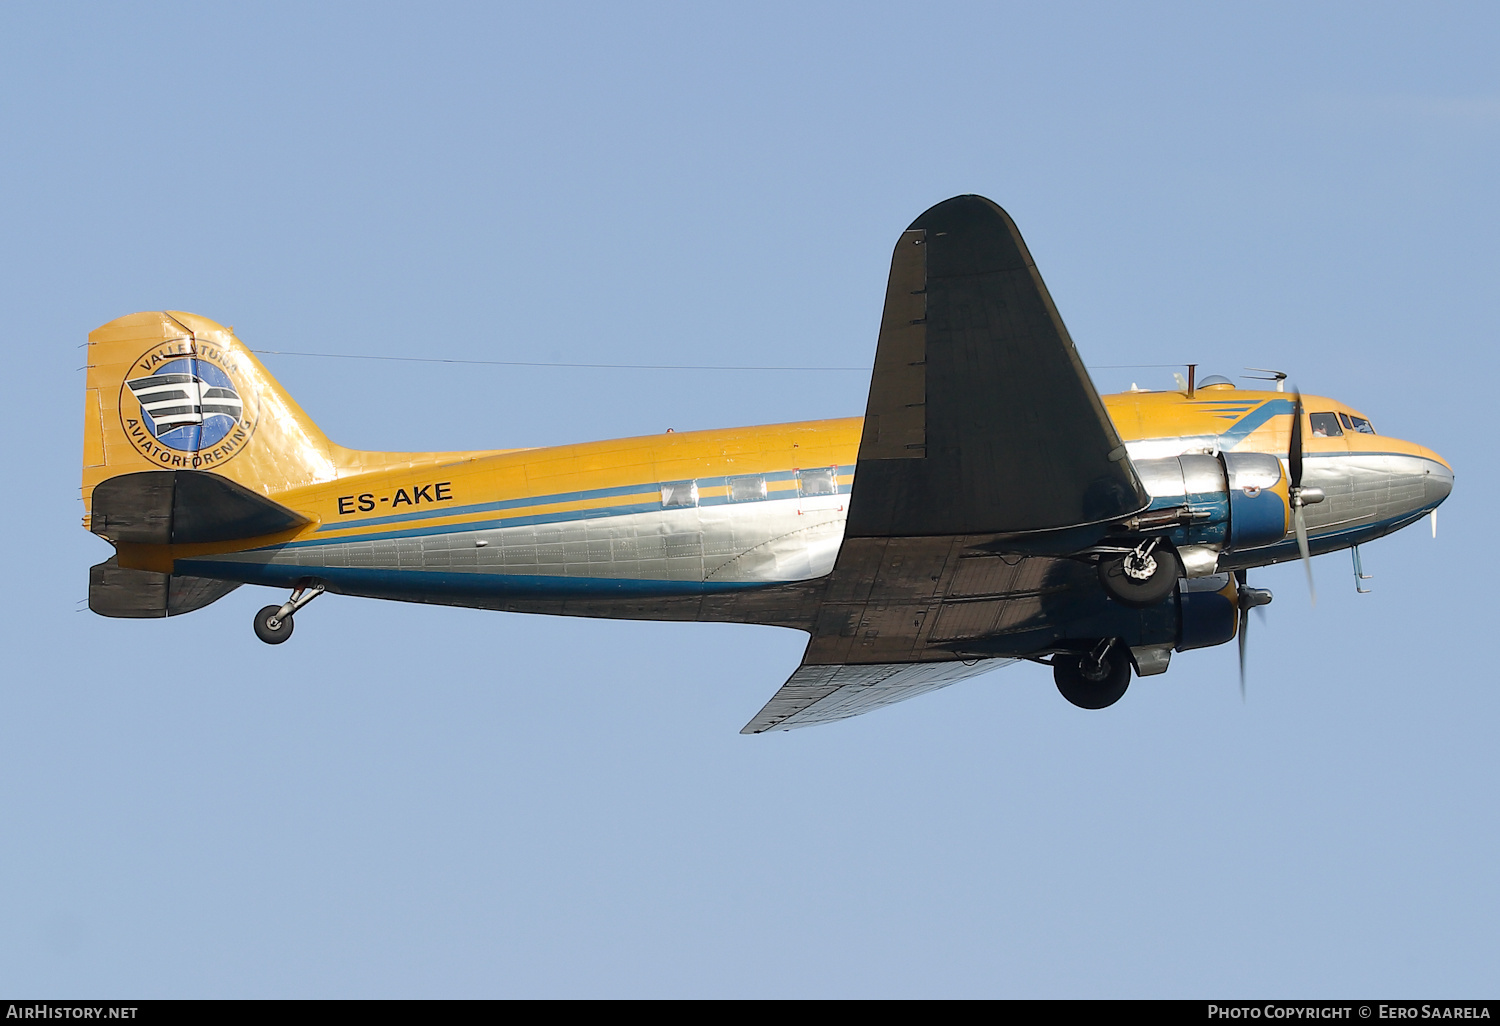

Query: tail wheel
1098 544 1181 607
1054 644 1132 709
253 605 294 645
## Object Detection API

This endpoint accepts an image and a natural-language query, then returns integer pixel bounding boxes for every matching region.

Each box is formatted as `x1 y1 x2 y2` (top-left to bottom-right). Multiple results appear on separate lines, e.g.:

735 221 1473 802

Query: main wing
743 196 1145 732
849 194 1146 537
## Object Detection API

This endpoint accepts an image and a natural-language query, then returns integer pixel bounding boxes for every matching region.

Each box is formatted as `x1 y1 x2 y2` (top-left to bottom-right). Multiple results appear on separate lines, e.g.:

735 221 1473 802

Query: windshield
1309 412 1343 438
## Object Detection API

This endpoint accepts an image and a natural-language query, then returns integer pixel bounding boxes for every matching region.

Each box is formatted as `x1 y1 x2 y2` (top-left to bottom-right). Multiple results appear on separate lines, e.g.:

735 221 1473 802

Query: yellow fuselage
117 383 1449 601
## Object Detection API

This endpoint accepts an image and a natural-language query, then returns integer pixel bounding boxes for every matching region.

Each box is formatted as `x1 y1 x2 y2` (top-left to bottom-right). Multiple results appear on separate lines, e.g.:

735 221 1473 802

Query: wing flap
861 229 929 460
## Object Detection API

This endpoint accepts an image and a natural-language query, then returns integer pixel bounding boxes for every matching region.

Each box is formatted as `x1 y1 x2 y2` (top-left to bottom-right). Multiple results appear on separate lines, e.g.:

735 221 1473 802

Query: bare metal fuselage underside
169 445 1448 659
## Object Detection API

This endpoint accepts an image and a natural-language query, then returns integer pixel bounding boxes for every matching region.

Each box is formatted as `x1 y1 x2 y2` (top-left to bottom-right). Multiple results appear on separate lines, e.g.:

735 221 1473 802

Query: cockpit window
1339 412 1376 434
1309 412 1343 438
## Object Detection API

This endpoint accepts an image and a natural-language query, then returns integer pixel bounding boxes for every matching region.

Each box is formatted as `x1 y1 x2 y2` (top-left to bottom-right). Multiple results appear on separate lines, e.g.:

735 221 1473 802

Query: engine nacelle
1177 574 1240 651
1222 452 1288 548
1127 452 1289 569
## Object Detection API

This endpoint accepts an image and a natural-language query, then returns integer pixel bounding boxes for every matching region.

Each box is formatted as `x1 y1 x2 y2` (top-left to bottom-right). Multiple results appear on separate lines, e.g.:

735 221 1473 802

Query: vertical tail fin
82 311 339 520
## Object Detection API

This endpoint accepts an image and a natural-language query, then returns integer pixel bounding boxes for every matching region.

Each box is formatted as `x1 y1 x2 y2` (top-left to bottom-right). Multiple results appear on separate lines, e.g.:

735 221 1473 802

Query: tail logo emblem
119 340 260 468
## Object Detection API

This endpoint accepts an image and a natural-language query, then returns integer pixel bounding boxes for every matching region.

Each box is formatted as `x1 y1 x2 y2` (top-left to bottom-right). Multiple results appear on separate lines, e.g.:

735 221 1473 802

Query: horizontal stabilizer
89 470 308 544
741 657 1014 733
89 557 241 618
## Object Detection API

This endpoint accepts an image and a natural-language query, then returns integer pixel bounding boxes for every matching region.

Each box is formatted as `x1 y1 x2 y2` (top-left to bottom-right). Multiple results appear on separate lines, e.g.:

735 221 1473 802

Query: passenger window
660 480 699 508
797 467 838 497
727 474 767 503
1309 413 1343 438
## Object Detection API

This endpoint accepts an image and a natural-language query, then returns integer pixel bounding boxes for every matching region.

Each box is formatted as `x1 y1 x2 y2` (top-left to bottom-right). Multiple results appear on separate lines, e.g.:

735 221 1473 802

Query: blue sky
1 2 1495 997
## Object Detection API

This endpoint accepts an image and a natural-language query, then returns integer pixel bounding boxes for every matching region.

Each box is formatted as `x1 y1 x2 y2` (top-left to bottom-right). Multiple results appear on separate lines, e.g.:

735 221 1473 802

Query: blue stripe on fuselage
291 469 854 551
173 561 774 600
1220 506 1435 568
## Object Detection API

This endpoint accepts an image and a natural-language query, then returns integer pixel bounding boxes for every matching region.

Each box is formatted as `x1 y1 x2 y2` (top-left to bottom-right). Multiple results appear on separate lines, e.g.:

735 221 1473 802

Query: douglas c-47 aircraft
80 196 1453 730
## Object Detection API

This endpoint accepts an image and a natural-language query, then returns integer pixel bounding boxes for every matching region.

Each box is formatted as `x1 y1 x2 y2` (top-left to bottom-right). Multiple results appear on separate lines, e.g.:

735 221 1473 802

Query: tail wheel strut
253 581 324 645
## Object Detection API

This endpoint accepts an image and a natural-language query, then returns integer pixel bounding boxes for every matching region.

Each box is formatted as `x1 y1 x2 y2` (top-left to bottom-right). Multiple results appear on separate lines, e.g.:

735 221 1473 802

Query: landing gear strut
253 581 324 645
1098 538 1181 607
1054 639 1132 709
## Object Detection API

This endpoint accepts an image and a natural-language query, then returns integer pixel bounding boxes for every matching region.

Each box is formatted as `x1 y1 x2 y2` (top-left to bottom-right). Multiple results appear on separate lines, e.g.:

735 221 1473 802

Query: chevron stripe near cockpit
1217 398 1296 448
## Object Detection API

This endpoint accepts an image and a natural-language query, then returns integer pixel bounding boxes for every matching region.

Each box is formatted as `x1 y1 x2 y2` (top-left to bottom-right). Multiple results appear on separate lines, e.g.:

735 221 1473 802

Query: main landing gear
1053 639 1132 709
253 581 324 645
1098 537 1181 607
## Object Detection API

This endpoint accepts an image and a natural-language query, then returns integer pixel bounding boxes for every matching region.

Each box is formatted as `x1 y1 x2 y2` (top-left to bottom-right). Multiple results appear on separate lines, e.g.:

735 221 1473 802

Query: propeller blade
1232 571 1274 701
1289 388 1304 491
1238 605 1249 700
1234 569 1250 700
1293 503 1316 606
1285 388 1315 605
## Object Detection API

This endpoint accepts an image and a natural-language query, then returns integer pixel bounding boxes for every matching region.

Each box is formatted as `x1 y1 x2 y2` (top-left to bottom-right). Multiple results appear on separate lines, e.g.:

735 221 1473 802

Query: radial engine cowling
1177 574 1241 651
1130 452 1288 555
1221 452 1287 548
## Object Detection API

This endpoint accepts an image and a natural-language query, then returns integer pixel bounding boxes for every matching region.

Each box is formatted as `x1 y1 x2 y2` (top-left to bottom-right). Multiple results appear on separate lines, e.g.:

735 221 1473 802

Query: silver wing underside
741 657 1016 733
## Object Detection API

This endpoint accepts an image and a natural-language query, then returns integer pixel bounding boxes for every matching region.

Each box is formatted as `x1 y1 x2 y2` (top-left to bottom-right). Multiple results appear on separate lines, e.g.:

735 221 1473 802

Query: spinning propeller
1287 389 1324 606
1233 569 1273 699
1236 384 1332 696
1234 387 1320 697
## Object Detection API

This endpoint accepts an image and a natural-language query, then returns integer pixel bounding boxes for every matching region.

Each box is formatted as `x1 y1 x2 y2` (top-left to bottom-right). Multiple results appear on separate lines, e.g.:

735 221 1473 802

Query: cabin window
797 467 839 497
660 480 699 508
1339 412 1376 434
1309 413 1343 438
727 474 767 503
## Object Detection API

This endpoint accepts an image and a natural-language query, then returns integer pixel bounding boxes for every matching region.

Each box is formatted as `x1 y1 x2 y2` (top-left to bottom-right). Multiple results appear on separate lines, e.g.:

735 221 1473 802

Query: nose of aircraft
1420 447 1454 509
1311 438 1452 538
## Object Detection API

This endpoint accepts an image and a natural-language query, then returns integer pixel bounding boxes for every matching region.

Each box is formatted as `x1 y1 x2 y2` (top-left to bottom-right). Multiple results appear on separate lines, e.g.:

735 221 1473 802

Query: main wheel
1054 645 1132 709
253 605 294 645
1098 545 1181 607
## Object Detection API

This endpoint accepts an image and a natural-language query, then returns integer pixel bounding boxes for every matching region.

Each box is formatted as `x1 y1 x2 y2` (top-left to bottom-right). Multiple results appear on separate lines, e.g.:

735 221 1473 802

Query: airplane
79 195 1453 731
